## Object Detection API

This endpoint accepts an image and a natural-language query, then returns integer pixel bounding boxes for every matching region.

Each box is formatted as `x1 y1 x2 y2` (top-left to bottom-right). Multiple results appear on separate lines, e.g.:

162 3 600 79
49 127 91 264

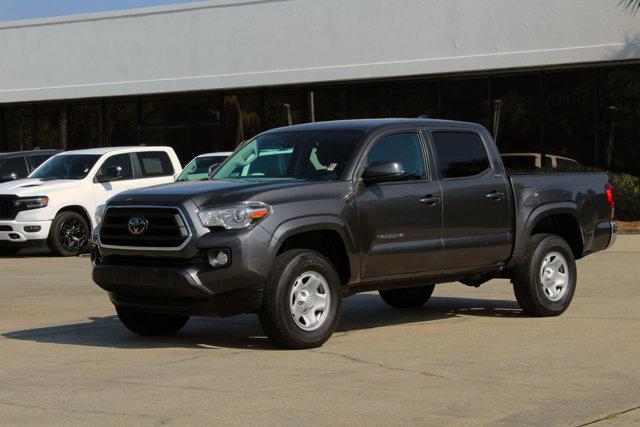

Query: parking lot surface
1 237 639 426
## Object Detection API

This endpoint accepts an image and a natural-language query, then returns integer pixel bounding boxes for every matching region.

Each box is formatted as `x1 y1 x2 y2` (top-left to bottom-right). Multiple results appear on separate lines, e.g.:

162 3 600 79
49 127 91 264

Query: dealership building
0 0 639 174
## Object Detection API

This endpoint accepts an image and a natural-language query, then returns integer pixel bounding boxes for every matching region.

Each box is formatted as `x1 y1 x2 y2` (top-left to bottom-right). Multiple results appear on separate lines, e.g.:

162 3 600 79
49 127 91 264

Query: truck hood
109 179 330 207
0 178 82 196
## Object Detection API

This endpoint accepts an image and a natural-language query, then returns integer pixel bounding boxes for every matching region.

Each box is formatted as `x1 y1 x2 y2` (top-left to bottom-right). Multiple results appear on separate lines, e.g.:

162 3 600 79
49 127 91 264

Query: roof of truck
56 146 173 156
263 118 484 134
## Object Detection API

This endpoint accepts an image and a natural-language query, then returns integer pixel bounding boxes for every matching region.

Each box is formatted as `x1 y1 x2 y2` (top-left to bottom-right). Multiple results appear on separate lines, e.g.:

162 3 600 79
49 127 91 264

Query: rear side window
432 132 490 178
136 151 174 177
367 132 427 181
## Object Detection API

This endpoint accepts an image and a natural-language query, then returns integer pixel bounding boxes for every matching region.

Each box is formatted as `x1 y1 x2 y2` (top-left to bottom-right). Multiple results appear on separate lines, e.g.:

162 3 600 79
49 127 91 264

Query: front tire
48 211 89 257
259 249 342 349
379 285 435 308
512 234 577 316
116 306 190 336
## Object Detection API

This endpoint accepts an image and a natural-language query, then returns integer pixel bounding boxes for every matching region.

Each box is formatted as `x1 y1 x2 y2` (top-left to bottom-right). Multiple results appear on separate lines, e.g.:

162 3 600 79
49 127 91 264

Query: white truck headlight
95 205 107 226
198 203 271 230
15 196 49 210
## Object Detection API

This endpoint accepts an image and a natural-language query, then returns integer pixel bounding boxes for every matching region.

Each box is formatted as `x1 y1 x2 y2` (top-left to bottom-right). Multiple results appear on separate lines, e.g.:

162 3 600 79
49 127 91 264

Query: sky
0 0 200 22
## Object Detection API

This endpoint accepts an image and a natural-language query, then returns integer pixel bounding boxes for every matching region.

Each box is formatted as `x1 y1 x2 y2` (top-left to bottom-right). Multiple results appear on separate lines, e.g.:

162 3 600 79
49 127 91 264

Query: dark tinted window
136 152 174 177
432 132 490 178
98 154 134 180
30 154 55 170
0 156 28 181
367 133 427 181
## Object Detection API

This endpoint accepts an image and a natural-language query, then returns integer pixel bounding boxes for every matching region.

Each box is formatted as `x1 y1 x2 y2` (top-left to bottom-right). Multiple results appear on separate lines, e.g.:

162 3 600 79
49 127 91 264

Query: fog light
24 226 41 233
8 233 20 240
208 250 230 268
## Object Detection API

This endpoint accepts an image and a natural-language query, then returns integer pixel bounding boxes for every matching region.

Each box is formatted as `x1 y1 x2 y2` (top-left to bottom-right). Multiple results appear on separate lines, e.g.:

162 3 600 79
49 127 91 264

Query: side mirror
0 172 18 182
208 163 221 180
362 162 405 184
97 166 123 183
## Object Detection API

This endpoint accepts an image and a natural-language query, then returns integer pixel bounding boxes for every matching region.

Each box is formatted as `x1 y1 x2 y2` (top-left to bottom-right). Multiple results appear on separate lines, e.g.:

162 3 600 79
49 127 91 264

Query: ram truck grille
100 207 190 249
0 196 17 220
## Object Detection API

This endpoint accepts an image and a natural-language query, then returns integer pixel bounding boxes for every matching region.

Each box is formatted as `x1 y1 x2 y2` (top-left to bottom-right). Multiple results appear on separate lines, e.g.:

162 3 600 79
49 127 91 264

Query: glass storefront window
311 88 348 122
104 101 137 147
70 104 101 149
36 105 68 150
395 81 439 119
4 108 35 152
598 67 640 175
349 84 394 118
491 74 541 156
441 78 490 128
224 93 262 149
264 90 308 129
545 71 597 169
140 96 222 164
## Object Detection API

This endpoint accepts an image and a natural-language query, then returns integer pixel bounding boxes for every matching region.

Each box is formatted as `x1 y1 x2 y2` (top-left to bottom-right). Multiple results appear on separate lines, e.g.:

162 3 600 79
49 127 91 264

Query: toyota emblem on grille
127 217 148 236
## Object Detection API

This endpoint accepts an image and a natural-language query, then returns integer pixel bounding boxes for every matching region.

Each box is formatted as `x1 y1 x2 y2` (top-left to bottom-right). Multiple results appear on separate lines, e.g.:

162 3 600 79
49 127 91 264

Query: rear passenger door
134 151 177 188
431 131 511 269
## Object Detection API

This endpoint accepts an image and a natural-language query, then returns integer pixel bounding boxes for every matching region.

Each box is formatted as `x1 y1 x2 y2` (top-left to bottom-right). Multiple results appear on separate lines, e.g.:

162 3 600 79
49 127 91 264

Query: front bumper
0 220 51 244
91 224 274 317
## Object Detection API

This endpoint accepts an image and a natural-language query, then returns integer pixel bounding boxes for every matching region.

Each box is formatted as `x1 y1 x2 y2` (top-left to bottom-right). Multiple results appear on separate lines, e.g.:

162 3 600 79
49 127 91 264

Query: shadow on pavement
2 295 522 350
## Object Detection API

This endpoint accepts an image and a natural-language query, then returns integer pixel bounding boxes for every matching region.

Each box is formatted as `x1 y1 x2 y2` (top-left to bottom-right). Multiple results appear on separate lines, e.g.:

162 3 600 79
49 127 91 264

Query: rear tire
259 249 342 349
116 306 190 336
0 247 20 256
379 285 435 308
512 234 577 316
48 211 89 257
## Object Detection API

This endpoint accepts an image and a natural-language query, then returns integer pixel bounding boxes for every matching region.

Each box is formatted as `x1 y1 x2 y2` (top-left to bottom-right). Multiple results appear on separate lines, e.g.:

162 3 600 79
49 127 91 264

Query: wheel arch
269 216 357 285
525 205 584 259
55 205 93 230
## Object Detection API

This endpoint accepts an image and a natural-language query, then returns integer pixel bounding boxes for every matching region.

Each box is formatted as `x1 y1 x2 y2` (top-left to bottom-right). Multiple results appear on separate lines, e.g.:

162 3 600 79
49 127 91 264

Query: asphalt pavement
0 237 639 425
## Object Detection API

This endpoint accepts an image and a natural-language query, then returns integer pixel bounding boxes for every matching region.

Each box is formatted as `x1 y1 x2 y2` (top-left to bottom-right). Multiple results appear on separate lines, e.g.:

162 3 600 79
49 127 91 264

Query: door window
98 154 134 180
136 152 175 177
29 154 54 171
0 157 28 181
366 132 427 181
432 132 490 178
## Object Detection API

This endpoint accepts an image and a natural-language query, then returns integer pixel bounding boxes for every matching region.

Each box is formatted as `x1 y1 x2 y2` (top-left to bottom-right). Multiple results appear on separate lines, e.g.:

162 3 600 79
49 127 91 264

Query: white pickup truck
0 146 181 256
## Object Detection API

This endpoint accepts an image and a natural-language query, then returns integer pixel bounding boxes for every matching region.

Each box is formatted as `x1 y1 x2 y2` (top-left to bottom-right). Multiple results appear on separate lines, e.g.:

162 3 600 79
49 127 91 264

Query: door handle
420 194 441 205
486 190 505 201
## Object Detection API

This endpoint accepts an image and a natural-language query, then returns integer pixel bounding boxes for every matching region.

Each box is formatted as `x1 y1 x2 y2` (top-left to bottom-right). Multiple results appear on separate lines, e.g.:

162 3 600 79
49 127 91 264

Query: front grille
100 207 190 248
101 252 206 268
0 225 12 231
0 196 17 220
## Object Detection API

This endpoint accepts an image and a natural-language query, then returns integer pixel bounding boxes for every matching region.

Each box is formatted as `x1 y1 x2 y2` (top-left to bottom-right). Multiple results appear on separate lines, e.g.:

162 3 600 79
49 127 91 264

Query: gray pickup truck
91 119 616 349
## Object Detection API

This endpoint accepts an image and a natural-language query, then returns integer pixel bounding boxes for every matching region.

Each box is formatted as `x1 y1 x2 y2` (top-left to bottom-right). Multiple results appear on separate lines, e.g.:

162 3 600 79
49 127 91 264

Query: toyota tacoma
91 119 617 348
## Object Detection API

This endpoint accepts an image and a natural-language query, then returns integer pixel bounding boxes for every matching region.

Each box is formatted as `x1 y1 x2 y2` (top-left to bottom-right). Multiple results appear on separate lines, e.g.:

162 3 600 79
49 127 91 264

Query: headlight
198 202 271 230
95 205 107 226
15 196 49 211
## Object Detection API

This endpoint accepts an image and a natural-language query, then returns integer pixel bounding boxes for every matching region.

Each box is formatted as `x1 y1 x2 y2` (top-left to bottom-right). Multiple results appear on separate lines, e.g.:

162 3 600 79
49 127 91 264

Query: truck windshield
213 131 364 182
30 154 101 180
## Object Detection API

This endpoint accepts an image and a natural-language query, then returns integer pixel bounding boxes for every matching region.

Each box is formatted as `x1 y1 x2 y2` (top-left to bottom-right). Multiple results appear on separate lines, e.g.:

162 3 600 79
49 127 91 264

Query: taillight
605 182 615 220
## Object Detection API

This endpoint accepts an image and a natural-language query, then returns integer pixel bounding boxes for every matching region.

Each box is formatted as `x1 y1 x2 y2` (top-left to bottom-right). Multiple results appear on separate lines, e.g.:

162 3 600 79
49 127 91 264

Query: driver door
356 131 444 278
92 153 140 216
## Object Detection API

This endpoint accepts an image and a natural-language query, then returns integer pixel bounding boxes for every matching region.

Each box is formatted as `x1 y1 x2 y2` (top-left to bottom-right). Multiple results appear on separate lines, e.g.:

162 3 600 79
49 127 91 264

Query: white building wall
0 0 638 103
